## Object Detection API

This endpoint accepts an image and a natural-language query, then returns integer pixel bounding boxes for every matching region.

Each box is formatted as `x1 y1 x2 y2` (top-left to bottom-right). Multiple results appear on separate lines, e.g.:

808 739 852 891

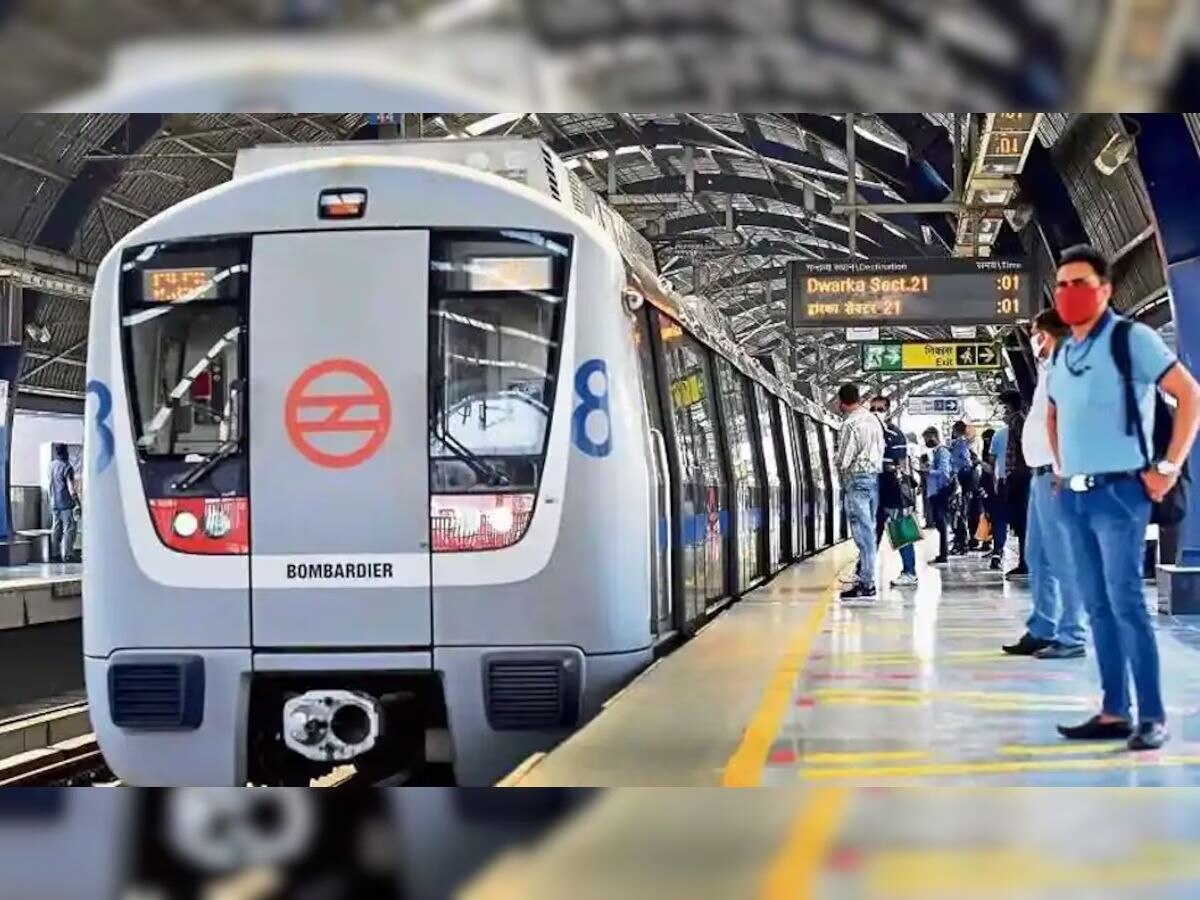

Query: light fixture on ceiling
25 323 50 344
1094 119 1140 176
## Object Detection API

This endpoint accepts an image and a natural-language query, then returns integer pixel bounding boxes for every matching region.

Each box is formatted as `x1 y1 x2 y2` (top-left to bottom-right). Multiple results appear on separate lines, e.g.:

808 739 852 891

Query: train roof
234 137 837 429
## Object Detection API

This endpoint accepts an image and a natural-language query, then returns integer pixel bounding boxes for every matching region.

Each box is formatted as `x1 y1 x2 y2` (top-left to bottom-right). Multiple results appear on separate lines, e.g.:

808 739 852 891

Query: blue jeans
1025 473 1088 647
50 507 77 562
1058 478 1162 723
845 474 879 588
991 483 1009 556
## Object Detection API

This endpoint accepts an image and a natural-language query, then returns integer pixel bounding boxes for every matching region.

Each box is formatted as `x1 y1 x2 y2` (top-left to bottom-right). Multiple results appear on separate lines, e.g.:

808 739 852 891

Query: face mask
924 439 937 449
1030 333 1047 359
1054 283 1106 326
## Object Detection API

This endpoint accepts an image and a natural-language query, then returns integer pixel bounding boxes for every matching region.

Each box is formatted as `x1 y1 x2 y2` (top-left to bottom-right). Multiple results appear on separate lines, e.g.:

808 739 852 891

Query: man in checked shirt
836 383 885 602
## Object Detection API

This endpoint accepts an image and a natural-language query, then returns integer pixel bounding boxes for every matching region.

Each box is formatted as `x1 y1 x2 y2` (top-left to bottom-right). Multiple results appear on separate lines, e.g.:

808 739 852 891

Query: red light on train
149 497 249 555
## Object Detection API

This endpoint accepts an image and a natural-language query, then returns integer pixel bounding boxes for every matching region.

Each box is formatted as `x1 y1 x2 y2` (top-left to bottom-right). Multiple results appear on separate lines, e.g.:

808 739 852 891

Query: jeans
928 489 952 560
50 507 77 562
990 484 1009 556
1058 478 1162 723
1025 473 1088 647
845 473 879 588
1005 475 1030 567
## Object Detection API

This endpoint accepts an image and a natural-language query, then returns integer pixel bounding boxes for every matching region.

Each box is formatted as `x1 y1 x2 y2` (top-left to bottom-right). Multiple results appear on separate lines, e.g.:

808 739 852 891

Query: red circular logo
284 359 391 469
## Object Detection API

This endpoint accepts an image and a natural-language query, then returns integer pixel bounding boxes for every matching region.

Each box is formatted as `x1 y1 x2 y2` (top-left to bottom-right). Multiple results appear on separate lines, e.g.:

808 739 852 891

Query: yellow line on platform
722 570 846 787
760 787 848 900
801 753 1200 781
802 750 929 764
812 687 1092 703
997 743 1128 757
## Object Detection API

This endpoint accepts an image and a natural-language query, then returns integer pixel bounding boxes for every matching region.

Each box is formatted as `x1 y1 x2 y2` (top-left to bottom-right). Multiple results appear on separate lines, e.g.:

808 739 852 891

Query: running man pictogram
285 359 392 469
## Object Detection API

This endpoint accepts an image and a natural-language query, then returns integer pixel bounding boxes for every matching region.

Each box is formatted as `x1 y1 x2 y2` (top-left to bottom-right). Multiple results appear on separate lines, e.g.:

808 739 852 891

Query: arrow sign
978 346 997 365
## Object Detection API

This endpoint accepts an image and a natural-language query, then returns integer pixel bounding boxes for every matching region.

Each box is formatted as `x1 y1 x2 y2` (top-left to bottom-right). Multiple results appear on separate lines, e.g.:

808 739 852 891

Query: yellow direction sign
862 342 1001 372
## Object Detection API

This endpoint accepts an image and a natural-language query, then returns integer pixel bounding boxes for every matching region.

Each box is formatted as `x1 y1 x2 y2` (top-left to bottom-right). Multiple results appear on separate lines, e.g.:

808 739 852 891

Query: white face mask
1030 333 1047 359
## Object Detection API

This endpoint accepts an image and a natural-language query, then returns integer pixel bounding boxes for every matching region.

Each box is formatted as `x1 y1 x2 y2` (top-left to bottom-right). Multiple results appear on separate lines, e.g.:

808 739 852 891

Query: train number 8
572 359 612 458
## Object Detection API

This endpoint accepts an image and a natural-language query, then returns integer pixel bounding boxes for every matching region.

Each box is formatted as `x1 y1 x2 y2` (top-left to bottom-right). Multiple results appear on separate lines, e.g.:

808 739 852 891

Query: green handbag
886 510 923 550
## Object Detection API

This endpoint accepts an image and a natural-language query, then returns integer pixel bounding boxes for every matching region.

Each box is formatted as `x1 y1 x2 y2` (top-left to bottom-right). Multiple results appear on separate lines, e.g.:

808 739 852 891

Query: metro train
84 137 846 786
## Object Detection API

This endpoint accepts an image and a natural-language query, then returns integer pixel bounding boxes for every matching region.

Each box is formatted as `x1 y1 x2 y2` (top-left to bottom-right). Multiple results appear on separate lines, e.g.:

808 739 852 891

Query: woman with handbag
871 397 920 587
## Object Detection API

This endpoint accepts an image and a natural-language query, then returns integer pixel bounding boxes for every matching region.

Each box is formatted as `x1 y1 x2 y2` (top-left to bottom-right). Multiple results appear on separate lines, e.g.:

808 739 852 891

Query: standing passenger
999 390 1031 579
949 421 980 553
836 384 885 601
1049 245 1200 751
48 444 78 564
871 396 918 587
1002 310 1088 659
923 426 954 565
987 422 1009 569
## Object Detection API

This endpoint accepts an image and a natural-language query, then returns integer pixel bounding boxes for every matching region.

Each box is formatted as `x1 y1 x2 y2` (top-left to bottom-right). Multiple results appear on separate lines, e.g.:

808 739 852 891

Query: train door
751 384 784 573
657 315 729 621
819 425 840 545
792 411 813 556
249 230 432 648
715 359 763 592
774 399 801 562
632 308 674 641
801 416 828 550
826 424 848 542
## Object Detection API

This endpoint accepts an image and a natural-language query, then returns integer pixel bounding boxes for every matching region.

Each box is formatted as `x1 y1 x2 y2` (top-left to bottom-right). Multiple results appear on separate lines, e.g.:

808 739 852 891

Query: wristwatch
1155 459 1181 477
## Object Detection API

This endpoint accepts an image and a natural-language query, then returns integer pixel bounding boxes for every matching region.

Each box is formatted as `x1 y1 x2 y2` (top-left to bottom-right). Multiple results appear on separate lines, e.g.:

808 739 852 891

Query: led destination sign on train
787 257 1032 326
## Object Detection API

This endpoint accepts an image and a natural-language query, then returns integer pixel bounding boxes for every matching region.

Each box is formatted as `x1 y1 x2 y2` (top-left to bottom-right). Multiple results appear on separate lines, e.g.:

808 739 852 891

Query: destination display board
788 258 1030 326
861 342 1002 372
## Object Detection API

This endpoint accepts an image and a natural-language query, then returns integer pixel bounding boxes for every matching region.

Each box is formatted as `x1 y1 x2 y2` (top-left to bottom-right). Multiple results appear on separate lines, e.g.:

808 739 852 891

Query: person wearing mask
922 426 954 565
949 421 981 554
48 444 79 564
987 421 1009 570
999 391 1031 579
836 383 885 601
1003 309 1089 660
1049 245 1200 751
871 396 918 587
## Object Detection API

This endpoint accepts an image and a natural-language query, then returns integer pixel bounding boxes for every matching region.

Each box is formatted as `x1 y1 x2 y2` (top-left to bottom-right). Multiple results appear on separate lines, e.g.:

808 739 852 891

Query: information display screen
142 268 219 303
788 257 1030 326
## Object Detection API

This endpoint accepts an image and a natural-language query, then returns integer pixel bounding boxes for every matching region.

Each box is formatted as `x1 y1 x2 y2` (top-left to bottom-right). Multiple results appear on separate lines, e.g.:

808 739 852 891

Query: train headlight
172 510 200 538
204 504 233 539
487 504 514 534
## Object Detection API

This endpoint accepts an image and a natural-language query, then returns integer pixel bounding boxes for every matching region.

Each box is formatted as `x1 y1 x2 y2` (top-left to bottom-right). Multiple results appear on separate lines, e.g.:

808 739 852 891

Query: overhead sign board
861 342 1002 372
907 396 963 416
787 257 1030 327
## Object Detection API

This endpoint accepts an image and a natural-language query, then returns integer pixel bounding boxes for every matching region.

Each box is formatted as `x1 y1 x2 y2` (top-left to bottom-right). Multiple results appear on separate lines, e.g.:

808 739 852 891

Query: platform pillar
0 279 25 564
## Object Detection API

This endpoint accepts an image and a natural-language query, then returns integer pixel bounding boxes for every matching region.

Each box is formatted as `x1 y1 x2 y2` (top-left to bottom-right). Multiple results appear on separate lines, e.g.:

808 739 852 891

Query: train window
427 231 570 497
714 361 758 491
120 239 249 459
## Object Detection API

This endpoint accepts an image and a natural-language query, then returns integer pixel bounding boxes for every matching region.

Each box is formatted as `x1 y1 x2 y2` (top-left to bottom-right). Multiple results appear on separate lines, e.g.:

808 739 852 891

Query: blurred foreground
5 787 1200 899
0 0 1195 110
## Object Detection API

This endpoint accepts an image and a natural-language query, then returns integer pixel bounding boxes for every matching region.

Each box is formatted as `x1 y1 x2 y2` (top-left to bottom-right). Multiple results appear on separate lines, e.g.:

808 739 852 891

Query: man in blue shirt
949 421 981 553
922 426 954 564
1048 245 1200 751
48 445 78 564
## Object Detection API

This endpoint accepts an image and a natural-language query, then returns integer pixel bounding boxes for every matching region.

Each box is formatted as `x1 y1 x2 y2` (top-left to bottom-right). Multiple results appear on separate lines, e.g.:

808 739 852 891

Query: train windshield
428 231 570 494
119 239 250 459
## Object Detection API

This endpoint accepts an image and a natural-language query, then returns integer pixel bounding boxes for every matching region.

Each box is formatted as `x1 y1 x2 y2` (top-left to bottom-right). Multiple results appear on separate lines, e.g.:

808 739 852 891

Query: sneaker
1057 715 1133 740
1001 633 1052 656
989 556 1002 571
890 573 918 588
1128 722 1168 751
840 584 877 602
1034 642 1086 660
1005 565 1030 580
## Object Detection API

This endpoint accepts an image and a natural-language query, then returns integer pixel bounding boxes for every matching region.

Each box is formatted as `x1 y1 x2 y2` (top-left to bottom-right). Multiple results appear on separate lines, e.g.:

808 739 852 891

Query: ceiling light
25 323 50 344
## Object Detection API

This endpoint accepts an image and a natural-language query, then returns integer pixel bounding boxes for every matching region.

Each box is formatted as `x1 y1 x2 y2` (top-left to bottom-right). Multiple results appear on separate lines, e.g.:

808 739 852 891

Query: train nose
282 690 382 762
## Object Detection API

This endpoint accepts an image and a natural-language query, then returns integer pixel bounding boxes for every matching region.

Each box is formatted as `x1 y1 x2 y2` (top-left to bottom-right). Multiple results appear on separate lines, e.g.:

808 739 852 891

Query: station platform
0 562 82 631
508 542 1200 788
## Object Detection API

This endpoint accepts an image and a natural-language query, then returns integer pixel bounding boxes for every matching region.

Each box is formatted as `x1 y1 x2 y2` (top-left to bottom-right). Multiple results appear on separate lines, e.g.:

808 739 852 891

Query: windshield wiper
428 377 509 487
172 440 240 492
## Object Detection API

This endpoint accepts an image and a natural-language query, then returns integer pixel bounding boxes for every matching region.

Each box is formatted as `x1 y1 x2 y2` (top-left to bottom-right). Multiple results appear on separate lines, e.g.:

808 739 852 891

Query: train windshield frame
118 238 251 462
427 230 571 496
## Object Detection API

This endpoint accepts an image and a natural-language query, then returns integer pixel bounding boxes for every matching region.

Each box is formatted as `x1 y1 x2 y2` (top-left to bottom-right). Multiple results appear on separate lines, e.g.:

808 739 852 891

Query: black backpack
1111 318 1189 525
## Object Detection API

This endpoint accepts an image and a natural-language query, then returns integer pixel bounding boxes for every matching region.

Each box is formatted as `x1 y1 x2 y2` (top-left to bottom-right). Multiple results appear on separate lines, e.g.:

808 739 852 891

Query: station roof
0 112 1168 405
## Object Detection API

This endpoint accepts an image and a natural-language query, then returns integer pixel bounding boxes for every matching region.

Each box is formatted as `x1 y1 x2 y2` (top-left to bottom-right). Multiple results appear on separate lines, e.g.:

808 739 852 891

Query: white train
83 137 846 785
